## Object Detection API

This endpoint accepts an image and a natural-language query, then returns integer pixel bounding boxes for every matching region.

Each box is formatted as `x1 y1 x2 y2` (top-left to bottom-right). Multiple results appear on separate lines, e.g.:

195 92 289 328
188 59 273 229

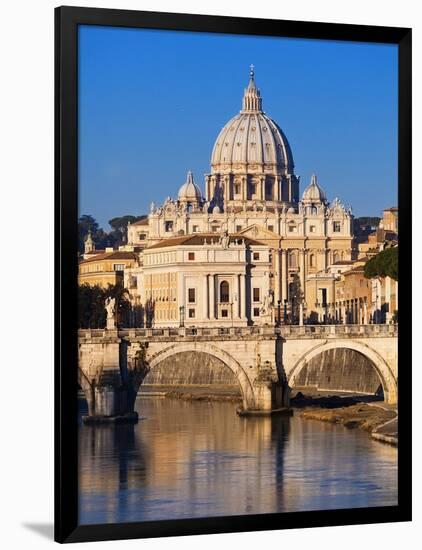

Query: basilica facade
124 68 354 326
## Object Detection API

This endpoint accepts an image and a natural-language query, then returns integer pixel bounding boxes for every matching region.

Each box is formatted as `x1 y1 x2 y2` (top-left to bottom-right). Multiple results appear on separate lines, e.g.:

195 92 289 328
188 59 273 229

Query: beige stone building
380 207 398 233
124 68 355 326
79 250 139 288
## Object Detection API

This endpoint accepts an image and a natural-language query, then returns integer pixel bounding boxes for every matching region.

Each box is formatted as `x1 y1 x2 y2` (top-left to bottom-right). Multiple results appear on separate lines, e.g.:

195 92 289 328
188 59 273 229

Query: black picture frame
55 6 412 543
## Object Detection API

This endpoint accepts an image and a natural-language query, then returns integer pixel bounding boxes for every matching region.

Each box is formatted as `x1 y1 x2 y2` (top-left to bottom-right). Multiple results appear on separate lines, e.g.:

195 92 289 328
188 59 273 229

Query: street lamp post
179 305 185 328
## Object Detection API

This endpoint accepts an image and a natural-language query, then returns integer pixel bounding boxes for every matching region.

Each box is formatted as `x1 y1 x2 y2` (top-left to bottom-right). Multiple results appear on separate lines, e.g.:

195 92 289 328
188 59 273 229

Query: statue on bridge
260 290 274 316
105 296 116 330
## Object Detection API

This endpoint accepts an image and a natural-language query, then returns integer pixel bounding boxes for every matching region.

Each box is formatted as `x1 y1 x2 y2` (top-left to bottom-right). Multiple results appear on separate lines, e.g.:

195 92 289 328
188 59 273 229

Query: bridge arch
142 342 256 410
287 339 397 404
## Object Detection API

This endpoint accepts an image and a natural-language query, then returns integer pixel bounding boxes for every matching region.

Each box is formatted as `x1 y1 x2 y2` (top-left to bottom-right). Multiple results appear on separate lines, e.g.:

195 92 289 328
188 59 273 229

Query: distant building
380 207 398 233
79 250 139 288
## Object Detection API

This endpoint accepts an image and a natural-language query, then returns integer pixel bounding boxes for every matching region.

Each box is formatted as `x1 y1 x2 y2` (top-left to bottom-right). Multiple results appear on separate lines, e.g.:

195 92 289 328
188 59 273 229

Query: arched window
220 281 230 303
309 254 316 268
308 205 317 215
333 251 340 264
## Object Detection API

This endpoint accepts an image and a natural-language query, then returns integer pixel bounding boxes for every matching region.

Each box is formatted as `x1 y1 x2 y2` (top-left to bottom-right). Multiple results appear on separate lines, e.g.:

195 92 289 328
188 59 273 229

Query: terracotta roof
343 265 366 275
146 233 265 250
332 260 354 265
131 218 149 226
80 251 138 264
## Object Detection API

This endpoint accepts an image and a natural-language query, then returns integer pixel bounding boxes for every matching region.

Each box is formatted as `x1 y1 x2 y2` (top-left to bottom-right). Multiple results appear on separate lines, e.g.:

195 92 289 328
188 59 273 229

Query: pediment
238 224 280 242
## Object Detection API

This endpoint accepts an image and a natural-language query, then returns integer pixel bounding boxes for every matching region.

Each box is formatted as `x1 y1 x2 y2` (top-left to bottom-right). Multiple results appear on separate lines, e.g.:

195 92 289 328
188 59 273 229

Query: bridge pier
79 335 139 424
246 379 290 414
82 384 138 425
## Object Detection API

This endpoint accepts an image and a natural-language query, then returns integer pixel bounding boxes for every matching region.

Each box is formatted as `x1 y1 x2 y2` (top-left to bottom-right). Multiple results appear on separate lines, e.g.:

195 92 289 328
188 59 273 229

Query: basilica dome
178 171 202 202
302 174 327 203
210 68 294 174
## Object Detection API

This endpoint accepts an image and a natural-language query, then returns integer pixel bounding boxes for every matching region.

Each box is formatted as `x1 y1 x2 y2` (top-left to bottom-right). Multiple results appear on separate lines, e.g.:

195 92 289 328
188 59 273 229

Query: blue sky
79 26 398 230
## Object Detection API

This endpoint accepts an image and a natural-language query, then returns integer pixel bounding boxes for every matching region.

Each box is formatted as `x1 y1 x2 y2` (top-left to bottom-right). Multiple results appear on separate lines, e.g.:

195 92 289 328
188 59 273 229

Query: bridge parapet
79 325 278 342
279 324 398 339
78 324 397 342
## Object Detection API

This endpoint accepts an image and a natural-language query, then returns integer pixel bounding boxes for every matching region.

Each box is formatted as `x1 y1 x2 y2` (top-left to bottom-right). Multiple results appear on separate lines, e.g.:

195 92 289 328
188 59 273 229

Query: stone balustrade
78 323 398 341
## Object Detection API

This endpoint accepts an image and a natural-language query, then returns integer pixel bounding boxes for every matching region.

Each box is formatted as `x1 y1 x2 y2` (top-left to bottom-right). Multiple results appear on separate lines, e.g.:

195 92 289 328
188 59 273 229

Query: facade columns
224 176 229 202
275 177 280 201
235 274 241 319
203 275 209 319
300 248 305 299
209 274 216 320
240 273 246 320
280 249 287 303
274 249 280 303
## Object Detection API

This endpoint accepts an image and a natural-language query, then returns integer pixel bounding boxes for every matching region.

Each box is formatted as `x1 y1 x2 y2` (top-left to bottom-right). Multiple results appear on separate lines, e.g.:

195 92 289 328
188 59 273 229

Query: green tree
78 282 132 328
364 246 398 281
78 284 106 328
108 215 148 247
78 215 99 253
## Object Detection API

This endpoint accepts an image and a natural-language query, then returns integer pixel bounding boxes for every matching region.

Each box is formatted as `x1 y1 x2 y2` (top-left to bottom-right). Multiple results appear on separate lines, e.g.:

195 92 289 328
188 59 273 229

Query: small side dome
302 173 327 203
178 171 202 202
212 205 222 214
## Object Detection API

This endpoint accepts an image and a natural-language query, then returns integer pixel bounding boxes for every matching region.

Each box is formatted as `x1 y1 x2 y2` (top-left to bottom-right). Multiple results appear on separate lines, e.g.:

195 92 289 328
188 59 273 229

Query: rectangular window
333 221 341 232
192 225 199 232
113 264 125 271
236 225 242 233
253 307 260 317
234 184 241 194
138 233 146 240
288 224 296 233
188 308 195 318
188 252 195 260
211 226 220 232
188 288 196 303
221 309 228 317
309 225 316 233
165 221 173 232
253 288 260 302
253 252 260 261
268 225 274 232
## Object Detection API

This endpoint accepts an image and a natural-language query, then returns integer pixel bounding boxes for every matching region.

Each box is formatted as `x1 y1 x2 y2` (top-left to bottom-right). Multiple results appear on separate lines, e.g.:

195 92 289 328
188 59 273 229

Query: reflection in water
78 398 397 525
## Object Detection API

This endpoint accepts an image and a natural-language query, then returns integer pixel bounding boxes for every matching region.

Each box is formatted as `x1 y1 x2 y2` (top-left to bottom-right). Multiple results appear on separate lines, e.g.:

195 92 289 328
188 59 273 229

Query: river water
78 397 397 525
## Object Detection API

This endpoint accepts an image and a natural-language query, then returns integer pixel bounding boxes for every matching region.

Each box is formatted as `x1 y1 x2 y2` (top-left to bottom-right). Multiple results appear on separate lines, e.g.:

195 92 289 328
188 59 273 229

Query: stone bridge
78 324 398 422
